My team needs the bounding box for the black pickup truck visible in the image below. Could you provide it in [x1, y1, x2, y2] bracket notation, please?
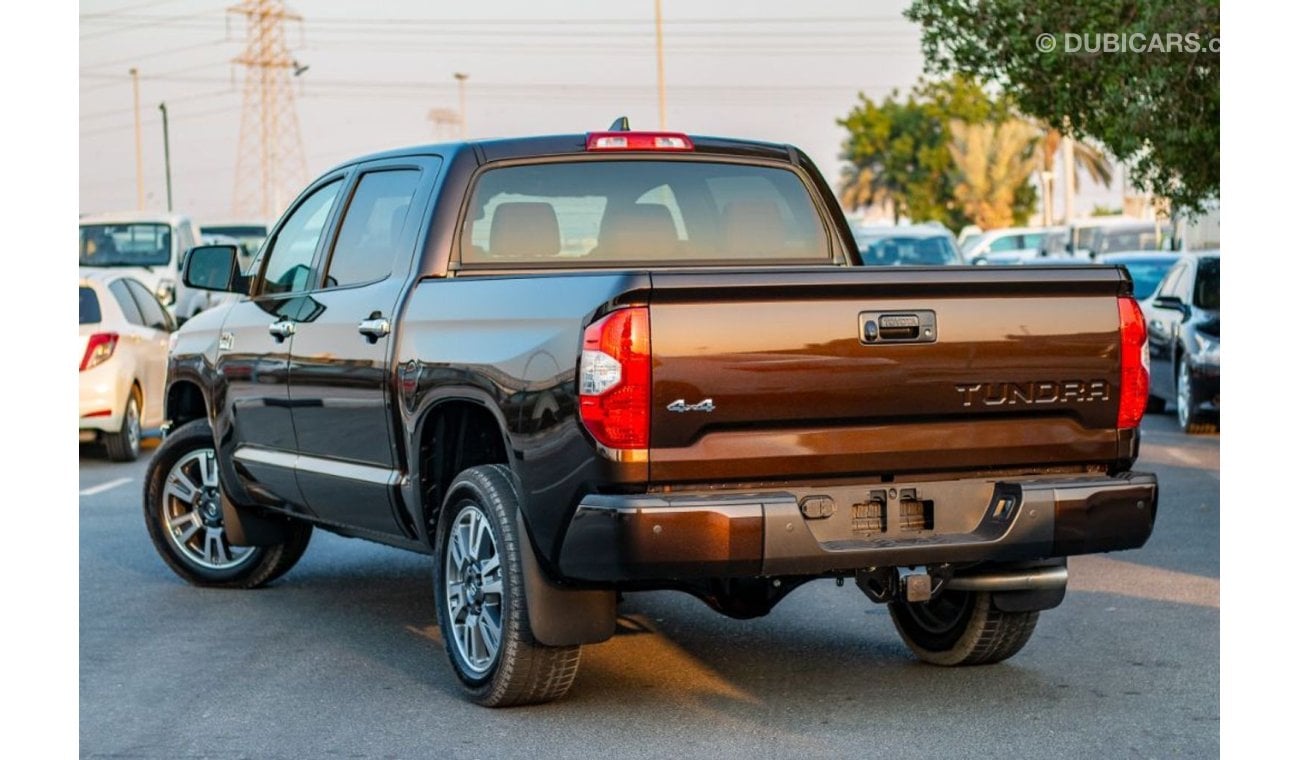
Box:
[147, 126, 1157, 706]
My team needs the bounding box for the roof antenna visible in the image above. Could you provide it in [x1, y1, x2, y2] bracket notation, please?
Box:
[608, 116, 630, 131]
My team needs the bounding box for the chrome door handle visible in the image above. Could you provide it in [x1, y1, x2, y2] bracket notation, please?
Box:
[358, 317, 391, 343]
[268, 320, 296, 341]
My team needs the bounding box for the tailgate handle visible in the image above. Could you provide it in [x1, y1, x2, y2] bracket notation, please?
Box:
[860, 311, 937, 344]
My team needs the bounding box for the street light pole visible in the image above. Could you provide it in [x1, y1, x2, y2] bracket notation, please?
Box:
[654, 0, 666, 129]
[454, 72, 469, 139]
[159, 102, 174, 212]
[130, 68, 144, 210]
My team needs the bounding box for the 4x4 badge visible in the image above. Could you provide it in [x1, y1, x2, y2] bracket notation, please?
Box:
[667, 398, 715, 413]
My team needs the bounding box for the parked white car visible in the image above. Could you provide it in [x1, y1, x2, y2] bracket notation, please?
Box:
[79, 211, 214, 324]
[963, 226, 1052, 265]
[79, 271, 174, 461]
[199, 219, 269, 273]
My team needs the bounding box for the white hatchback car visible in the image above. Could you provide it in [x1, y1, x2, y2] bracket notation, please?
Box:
[79, 271, 174, 461]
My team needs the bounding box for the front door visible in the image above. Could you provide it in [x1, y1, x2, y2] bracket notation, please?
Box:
[216, 175, 347, 512]
[288, 158, 439, 536]
[1146, 260, 1190, 399]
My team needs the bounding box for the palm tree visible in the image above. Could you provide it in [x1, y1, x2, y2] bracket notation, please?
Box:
[838, 164, 897, 221]
[1036, 124, 1114, 223]
[948, 119, 1039, 230]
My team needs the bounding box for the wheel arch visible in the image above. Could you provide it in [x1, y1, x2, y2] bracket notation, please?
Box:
[165, 379, 208, 430]
[412, 394, 514, 548]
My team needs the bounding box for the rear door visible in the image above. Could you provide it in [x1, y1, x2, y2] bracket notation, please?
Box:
[287, 156, 438, 537]
[120, 278, 173, 426]
[216, 174, 347, 511]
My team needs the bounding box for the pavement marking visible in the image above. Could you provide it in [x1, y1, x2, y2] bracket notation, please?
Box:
[79, 477, 133, 497]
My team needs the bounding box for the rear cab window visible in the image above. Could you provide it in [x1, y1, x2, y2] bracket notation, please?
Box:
[459, 160, 830, 266]
[79, 287, 101, 324]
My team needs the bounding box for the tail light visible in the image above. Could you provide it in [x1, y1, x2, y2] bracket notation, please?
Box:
[578, 307, 650, 449]
[80, 332, 119, 372]
[1117, 297, 1149, 429]
[585, 132, 694, 151]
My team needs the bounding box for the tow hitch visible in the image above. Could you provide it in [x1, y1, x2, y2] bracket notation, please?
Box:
[854, 560, 1069, 611]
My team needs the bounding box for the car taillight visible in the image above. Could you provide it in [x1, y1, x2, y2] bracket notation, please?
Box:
[1117, 296, 1149, 429]
[578, 307, 650, 449]
[80, 332, 119, 372]
[585, 132, 694, 151]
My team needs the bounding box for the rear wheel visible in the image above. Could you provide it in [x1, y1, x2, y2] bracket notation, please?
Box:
[433, 465, 581, 707]
[104, 391, 141, 462]
[143, 419, 312, 588]
[1176, 357, 1217, 434]
[888, 590, 1038, 666]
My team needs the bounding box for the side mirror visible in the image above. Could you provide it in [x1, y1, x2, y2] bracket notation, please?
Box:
[182, 245, 247, 293]
[1151, 295, 1188, 314]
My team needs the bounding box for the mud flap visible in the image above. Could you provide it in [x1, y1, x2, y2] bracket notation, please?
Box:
[517, 511, 616, 646]
[220, 490, 292, 546]
[989, 558, 1068, 612]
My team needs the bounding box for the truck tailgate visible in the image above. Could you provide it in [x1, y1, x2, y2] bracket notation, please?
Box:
[647, 266, 1131, 483]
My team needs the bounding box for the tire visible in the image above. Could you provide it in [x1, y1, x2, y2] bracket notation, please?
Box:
[888, 590, 1038, 666]
[143, 419, 312, 588]
[104, 390, 142, 462]
[433, 464, 581, 707]
[1176, 356, 1218, 434]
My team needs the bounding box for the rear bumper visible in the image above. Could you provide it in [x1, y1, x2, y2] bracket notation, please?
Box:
[556, 472, 1157, 582]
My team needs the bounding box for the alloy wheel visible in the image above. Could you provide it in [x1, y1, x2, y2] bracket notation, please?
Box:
[444, 504, 505, 675]
[161, 448, 256, 570]
[125, 398, 141, 456]
[1177, 359, 1192, 429]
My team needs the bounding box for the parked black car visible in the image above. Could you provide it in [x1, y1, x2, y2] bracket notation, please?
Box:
[1144, 251, 1219, 433]
[1095, 252, 1182, 300]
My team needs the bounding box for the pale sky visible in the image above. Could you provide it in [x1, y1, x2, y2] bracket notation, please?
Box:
[79, 0, 1118, 222]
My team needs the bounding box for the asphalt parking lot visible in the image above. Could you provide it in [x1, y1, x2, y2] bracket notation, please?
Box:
[79, 413, 1218, 759]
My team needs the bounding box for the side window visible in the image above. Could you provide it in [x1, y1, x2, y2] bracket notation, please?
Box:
[1177, 262, 1196, 303]
[260, 179, 343, 296]
[988, 235, 1021, 252]
[124, 279, 170, 331]
[324, 169, 421, 289]
[1157, 263, 1187, 300]
[108, 280, 144, 326]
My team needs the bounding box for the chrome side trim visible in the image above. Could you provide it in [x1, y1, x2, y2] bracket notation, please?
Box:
[233, 447, 400, 486]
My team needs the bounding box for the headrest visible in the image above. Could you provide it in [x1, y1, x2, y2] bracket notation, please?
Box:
[597, 204, 679, 260]
[489, 202, 560, 259]
[721, 200, 785, 257]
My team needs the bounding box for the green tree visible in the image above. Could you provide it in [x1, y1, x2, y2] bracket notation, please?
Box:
[904, 1, 1219, 213]
[837, 74, 1038, 230]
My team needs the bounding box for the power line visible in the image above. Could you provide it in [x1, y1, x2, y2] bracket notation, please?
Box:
[79, 39, 231, 73]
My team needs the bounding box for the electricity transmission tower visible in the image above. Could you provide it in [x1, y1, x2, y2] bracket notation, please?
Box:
[230, 0, 308, 218]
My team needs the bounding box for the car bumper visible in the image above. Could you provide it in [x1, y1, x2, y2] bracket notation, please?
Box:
[556, 472, 1157, 582]
[79, 365, 125, 433]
